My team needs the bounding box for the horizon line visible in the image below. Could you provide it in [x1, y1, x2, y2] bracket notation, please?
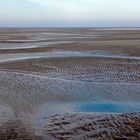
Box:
[0, 26, 140, 28]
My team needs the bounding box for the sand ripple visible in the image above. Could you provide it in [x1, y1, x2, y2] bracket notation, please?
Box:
[0, 57, 140, 83]
[45, 112, 140, 140]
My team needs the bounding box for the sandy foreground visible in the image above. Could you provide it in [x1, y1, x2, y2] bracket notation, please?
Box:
[0, 28, 140, 139]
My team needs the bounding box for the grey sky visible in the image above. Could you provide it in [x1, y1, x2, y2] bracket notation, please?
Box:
[0, 0, 140, 27]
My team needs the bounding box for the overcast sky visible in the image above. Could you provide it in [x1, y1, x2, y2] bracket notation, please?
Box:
[0, 0, 140, 27]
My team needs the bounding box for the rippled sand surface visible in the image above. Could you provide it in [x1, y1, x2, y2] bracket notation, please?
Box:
[0, 28, 140, 139]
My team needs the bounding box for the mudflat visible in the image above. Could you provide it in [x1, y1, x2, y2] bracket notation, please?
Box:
[0, 28, 140, 140]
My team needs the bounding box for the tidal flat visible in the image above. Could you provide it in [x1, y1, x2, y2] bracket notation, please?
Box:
[0, 28, 140, 139]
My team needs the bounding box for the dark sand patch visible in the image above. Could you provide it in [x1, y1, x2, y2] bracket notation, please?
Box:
[0, 120, 36, 140]
[44, 112, 140, 140]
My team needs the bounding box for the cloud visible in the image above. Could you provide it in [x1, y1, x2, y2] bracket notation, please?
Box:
[29, 0, 76, 8]
[27, 0, 100, 21]
[25, 0, 87, 23]
[28, 0, 97, 8]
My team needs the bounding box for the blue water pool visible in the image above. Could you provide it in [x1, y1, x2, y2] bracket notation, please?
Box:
[73, 102, 140, 113]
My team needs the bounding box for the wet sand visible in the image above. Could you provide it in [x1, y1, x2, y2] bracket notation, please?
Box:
[0, 28, 140, 139]
[0, 57, 140, 83]
[45, 112, 140, 140]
